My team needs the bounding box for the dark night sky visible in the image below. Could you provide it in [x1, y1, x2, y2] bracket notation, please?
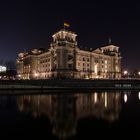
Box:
[0, 0, 140, 71]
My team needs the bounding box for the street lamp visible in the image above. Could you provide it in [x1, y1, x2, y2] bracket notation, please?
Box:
[124, 70, 128, 75]
[18, 74, 21, 80]
[34, 73, 38, 79]
[123, 70, 128, 78]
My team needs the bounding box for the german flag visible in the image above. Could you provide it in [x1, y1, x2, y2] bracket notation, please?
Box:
[64, 22, 70, 28]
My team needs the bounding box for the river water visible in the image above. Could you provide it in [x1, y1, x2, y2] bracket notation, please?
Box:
[0, 90, 140, 139]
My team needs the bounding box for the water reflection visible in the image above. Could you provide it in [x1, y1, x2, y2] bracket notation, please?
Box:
[139, 92, 140, 100]
[17, 91, 122, 139]
[124, 94, 128, 103]
[1, 91, 140, 139]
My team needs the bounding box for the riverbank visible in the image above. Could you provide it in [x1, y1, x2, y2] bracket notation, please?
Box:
[0, 79, 139, 91]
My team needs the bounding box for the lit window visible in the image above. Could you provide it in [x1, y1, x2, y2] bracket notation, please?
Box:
[95, 64, 98, 74]
[105, 60, 107, 64]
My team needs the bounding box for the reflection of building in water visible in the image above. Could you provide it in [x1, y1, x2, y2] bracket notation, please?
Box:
[76, 92, 121, 122]
[18, 95, 52, 119]
[51, 95, 77, 139]
[17, 92, 121, 139]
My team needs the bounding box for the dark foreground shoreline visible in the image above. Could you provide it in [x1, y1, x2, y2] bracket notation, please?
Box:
[0, 79, 139, 93]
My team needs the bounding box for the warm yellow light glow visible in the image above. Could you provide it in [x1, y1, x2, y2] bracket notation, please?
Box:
[94, 93, 97, 103]
[85, 76, 89, 79]
[124, 70, 128, 75]
[105, 92, 107, 108]
[138, 92, 140, 100]
[116, 66, 118, 72]
[34, 73, 38, 78]
[138, 72, 140, 75]
[95, 64, 97, 74]
[124, 94, 127, 103]
[105, 60, 107, 64]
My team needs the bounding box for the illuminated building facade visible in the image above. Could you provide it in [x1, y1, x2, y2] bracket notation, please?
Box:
[16, 28, 121, 79]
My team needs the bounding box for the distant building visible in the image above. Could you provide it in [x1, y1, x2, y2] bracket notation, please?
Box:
[0, 65, 6, 72]
[16, 28, 121, 79]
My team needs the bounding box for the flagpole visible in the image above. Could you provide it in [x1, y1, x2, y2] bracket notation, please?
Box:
[63, 22, 70, 30]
